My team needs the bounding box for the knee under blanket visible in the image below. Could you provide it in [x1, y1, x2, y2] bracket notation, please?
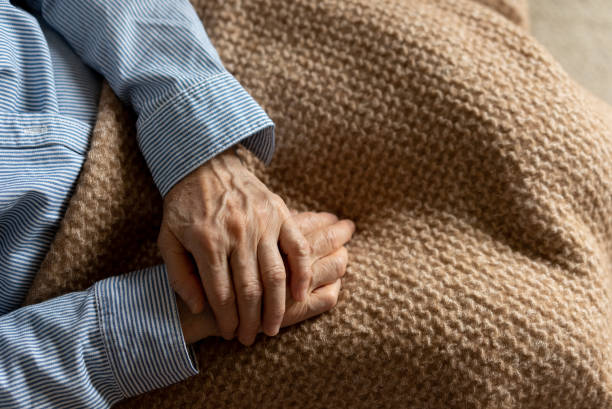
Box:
[24, 0, 612, 407]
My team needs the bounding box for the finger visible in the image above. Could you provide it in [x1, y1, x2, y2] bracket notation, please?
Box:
[291, 212, 338, 236]
[282, 279, 342, 328]
[193, 250, 238, 340]
[231, 243, 262, 346]
[308, 219, 356, 258]
[258, 236, 286, 336]
[158, 226, 205, 314]
[311, 247, 348, 289]
[279, 217, 312, 302]
[176, 297, 218, 344]
[310, 279, 342, 314]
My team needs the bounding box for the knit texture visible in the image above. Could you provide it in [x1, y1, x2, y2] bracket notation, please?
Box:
[24, 0, 612, 407]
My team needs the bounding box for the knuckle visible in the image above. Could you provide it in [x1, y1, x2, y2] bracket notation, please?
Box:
[324, 229, 337, 247]
[214, 288, 236, 309]
[238, 282, 263, 303]
[206, 253, 227, 273]
[231, 252, 251, 272]
[197, 228, 222, 252]
[226, 212, 248, 238]
[262, 265, 286, 286]
[295, 237, 311, 258]
[332, 256, 344, 275]
[301, 212, 317, 226]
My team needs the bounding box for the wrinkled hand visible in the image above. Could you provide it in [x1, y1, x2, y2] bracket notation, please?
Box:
[178, 212, 355, 344]
[158, 148, 311, 345]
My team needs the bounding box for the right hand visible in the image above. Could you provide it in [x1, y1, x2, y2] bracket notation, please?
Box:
[178, 212, 355, 344]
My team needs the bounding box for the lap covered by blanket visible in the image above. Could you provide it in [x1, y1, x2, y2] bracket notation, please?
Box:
[25, 0, 612, 407]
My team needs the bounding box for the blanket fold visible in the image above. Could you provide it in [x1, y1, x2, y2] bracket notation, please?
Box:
[26, 0, 612, 407]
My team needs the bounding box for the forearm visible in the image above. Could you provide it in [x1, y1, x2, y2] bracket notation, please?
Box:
[22, 0, 275, 196]
[22, 0, 224, 114]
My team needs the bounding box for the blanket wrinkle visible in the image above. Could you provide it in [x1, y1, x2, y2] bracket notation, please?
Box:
[25, 0, 612, 407]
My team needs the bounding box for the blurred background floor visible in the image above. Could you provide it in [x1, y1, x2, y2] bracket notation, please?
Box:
[530, 0, 612, 103]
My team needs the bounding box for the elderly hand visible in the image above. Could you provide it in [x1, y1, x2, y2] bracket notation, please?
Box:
[158, 148, 312, 345]
[178, 212, 355, 344]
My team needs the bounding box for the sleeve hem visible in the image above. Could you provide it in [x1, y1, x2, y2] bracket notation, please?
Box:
[94, 266, 199, 398]
[135, 71, 275, 197]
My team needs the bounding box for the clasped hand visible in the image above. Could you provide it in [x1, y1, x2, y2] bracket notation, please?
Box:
[158, 148, 339, 345]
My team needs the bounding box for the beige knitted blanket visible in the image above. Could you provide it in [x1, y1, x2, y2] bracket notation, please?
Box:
[24, 0, 612, 407]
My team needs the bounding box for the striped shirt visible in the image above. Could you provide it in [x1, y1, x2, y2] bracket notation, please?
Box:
[0, 0, 274, 407]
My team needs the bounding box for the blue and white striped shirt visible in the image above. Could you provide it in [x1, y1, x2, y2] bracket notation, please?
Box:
[0, 0, 275, 407]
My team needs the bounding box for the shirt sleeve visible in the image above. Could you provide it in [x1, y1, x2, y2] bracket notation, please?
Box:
[0, 265, 198, 408]
[23, 0, 275, 196]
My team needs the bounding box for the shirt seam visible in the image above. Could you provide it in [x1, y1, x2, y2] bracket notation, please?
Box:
[137, 72, 229, 126]
[0, 112, 92, 132]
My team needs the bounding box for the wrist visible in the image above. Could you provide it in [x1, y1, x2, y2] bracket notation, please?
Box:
[207, 146, 244, 172]
[177, 297, 219, 344]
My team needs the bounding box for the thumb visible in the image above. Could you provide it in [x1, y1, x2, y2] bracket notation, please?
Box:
[158, 225, 206, 314]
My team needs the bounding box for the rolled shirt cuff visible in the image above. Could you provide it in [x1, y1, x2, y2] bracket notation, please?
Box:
[94, 265, 198, 398]
[136, 70, 275, 197]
